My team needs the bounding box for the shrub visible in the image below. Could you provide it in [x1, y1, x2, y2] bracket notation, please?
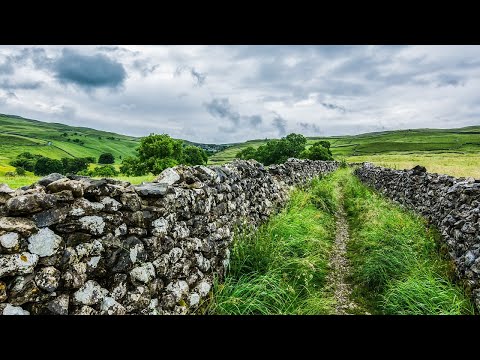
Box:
[62, 157, 89, 174]
[34, 157, 63, 176]
[234, 133, 308, 165]
[15, 167, 26, 176]
[183, 145, 208, 165]
[90, 164, 119, 177]
[300, 141, 334, 161]
[120, 133, 208, 175]
[98, 153, 115, 164]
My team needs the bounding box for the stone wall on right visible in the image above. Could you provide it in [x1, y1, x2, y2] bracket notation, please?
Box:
[355, 163, 480, 308]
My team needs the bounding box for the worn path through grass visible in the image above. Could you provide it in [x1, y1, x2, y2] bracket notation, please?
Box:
[325, 189, 368, 315]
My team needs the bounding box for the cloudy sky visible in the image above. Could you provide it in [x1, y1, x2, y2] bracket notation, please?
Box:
[0, 45, 479, 143]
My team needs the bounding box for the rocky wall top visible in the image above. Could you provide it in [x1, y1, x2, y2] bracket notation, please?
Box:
[0, 159, 338, 315]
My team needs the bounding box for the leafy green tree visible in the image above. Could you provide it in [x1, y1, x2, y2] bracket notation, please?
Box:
[10, 152, 43, 172]
[90, 164, 119, 177]
[318, 140, 331, 150]
[34, 157, 64, 176]
[300, 141, 334, 161]
[98, 153, 115, 164]
[240, 133, 308, 165]
[120, 156, 148, 176]
[62, 157, 89, 174]
[15, 167, 26, 176]
[235, 146, 257, 160]
[183, 145, 208, 165]
[120, 133, 209, 175]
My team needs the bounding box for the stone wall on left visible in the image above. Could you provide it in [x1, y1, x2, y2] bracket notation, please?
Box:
[0, 159, 339, 315]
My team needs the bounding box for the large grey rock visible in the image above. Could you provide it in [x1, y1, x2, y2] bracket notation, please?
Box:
[79, 216, 105, 235]
[130, 262, 156, 284]
[134, 183, 168, 197]
[155, 167, 181, 185]
[152, 217, 169, 236]
[3, 304, 30, 315]
[47, 294, 69, 315]
[9, 275, 41, 305]
[0, 232, 19, 250]
[0, 217, 37, 236]
[119, 193, 142, 211]
[165, 280, 189, 302]
[0, 252, 39, 278]
[37, 173, 65, 187]
[0, 183, 14, 194]
[100, 197, 122, 212]
[33, 207, 68, 227]
[73, 280, 108, 305]
[5, 193, 56, 215]
[100, 296, 126, 315]
[46, 178, 84, 198]
[28, 228, 62, 257]
[0, 183, 14, 205]
[35, 266, 61, 292]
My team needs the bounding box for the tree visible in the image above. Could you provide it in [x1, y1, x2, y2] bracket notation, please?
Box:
[183, 145, 208, 165]
[235, 146, 257, 160]
[10, 152, 43, 172]
[300, 141, 334, 161]
[98, 153, 115, 164]
[90, 164, 119, 177]
[236, 133, 308, 165]
[62, 157, 90, 174]
[34, 157, 64, 176]
[120, 156, 148, 176]
[120, 133, 208, 176]
[15, 167, 26, 176]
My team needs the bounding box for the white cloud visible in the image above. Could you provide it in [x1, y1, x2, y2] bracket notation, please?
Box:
[0, 45, 479, 143]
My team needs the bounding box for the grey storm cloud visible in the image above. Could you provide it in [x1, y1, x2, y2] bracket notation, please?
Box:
[0, 57, 14, 74]
[437, 74, 465, 87]
[133, 59, 159, 76]
[1, 45, 480, 143]
[246, 115, 262, 127]
[272, 115, 287, 136]
[204, 98, 264, 132]
[175, 66, 206, 86]
[204, 98, 240, 125]
[298, 122, 321, 134]
[320, 102, 347, 113]
[53, 49, 126, 89]
[0, 79, 42, 90]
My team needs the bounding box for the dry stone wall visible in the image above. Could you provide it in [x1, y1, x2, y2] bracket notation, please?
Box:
[355, 163, 480, 308]
[0, 159, 338, 315]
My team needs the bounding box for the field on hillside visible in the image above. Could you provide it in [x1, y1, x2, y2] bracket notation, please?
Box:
[209, 126, 480, 178]
[1, 113, 479, 188]
[0, 114, 139, 167]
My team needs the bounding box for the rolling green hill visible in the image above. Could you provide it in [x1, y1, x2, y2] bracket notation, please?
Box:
[209, 126, 480, 162]
[1, 113, 479, 185]
[0, 114, 140, 169]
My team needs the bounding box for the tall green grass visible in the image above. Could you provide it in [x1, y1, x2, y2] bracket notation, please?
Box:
[207, 175, 338, 315]
[341, 168, 474, 315]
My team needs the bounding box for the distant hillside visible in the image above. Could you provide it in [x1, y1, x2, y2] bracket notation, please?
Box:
[208, 126, 480, 164]
[0, 114, 233, 173]
[0, 114, 141, 168]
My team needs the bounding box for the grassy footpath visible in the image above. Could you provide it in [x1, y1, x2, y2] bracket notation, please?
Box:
[206, 175, 339, 314]
[340, 168, 475, 315]
[207, 168, 475, 315]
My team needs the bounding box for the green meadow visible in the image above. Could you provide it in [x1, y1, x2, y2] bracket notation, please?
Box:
[209, 126, 480, 179]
